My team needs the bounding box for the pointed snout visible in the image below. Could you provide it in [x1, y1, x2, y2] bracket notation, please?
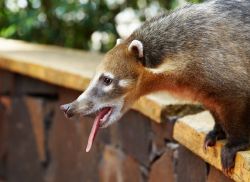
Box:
[60, 90, 95, 119]
[60, 102, 76, 119]
[60, 103, 70, 112]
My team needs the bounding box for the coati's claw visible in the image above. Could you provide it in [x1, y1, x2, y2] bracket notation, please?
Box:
[203, 125, 226, 153]
[221, 141, 249, 175]
[222, 167, 233, 177]
[221, 145, 235, 175]
[205, 136, 216, 147]
[203, 132, 217, 153]
[203, 139, 215, 153]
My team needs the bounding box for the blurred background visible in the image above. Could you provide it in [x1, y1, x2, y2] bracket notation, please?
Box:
[0, 0, 203, 52]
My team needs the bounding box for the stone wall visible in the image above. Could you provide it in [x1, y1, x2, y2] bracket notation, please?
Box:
[0, 69, 233, 182]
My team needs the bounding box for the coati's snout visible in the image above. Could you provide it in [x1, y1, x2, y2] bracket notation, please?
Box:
[60, 103, 74, 118]
[60, 99, 92, 119]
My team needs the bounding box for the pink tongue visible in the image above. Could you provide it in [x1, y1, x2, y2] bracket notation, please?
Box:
[86, 108, 110, 152]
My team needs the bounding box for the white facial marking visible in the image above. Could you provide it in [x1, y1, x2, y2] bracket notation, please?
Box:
[116, 38, 123, 45]
[118, 79, 132, 87]
[77, 72, 101, 102]
[77, 92, 86, 102]
[77, 72, 116, 102]
[103, 84, 113, 92]
[102, 72, 116, 92]
[128, 40, 143, 58]
[103, 72, 114, 79]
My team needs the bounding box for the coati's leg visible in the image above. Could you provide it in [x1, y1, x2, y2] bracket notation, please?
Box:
[204, 111, 226, 150]
[219, 102, 250, 173]
[204, 123, 226, 150]
[221, 138, 249, 174]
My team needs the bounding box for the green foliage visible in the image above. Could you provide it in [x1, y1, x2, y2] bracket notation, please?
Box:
[0, 0, 203, 52]
[187, 0, 204, 3]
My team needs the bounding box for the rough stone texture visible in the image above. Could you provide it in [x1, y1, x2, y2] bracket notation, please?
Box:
[7, 97, 44, 182]
[176, 146, 207, 182]
[117, 110, 153, 167]
[99, 145, 143, 182]
[148, 148, 176, 182]
[207, 166, 234, 182]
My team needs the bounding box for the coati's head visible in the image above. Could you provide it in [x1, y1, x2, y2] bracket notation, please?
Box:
[60, 39, 163, 151]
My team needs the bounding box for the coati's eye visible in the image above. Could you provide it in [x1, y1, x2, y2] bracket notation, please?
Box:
[100, 75, 113, 86]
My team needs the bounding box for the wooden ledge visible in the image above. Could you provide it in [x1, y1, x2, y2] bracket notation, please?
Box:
[0, 38, 196, 123]
[174, 111, 250, 182]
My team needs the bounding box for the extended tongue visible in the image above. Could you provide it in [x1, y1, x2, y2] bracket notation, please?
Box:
[86, 108, 111, 152]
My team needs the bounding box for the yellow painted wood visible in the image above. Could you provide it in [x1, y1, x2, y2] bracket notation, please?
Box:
[174, 111, 250, 182]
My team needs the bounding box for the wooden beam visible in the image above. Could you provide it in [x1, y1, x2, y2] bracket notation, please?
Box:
[173, 111, 250, 182]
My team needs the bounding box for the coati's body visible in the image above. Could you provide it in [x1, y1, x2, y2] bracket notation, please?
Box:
[61, 0, 250, 172]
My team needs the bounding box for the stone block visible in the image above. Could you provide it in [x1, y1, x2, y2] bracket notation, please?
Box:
[207, 166, 234, 182]
[148, 147, 176, 182]
[24, 96, 56, 163]
[7, 97, 44, 182]
[176, 146, 207, 182]
[151, 117, 178, 155]
[99, 145, 143, 182]
[116, 110, 153, 167]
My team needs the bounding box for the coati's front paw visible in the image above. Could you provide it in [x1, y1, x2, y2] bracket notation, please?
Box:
[221, 145, 235, 175]
[203, 130, 225, 152]
[203, 129, 225, 152]
[203, 132, 217, 151]
[221, 141, 250, 175]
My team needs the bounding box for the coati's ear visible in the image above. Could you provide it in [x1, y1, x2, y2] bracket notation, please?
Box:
[116, 38, 123, 46]
[128, 40, 143, 58]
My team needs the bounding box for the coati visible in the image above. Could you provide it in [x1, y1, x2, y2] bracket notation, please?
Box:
[61, 0, 250, 173]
